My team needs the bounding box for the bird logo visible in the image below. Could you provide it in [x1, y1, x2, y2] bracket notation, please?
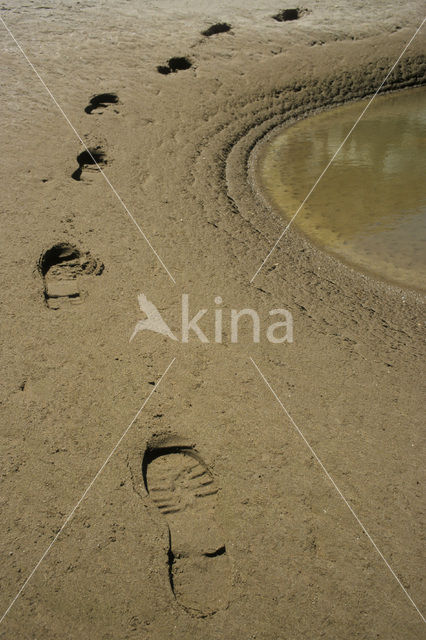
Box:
[130, 294, 177, 342]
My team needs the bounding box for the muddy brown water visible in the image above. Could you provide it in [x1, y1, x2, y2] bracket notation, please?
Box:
[257, 87, 426, 292]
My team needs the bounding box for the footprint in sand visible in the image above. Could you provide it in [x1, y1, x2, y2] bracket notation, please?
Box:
[157, 57, 192, 75]
[272, 8, 310, 22]
[143, 442, 229, 616]
[201, 23, 232, 37]
[71, 146, 106, 181]
[39, 243, 103, 309]
[84, 93, 119, 115]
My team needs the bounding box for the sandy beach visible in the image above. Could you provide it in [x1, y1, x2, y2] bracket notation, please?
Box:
[0, 1, 425, 638]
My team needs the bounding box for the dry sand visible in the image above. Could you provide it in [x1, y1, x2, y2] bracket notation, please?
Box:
[0, 1, 425, 638]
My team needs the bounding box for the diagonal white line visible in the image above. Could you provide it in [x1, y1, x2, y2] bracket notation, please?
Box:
[0, 357, 176, 625]
[0, 15, 176, 285]
[250, 17, 426, 283]
[250, 356, 425, 623]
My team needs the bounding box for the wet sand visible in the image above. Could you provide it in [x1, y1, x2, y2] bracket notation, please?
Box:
[0, 2, 425, 638]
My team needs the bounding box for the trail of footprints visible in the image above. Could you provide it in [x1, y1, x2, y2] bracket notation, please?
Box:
[156, 10, 309, 74]
[71, 93, 119, 181]
[38, 7, 311, 613]
[143, 444, 229, 616]
[43, 7, 310, 301]
[40, 93, 119, 306]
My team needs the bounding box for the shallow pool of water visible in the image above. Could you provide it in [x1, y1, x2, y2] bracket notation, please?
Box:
[257, 87, 426, 292]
